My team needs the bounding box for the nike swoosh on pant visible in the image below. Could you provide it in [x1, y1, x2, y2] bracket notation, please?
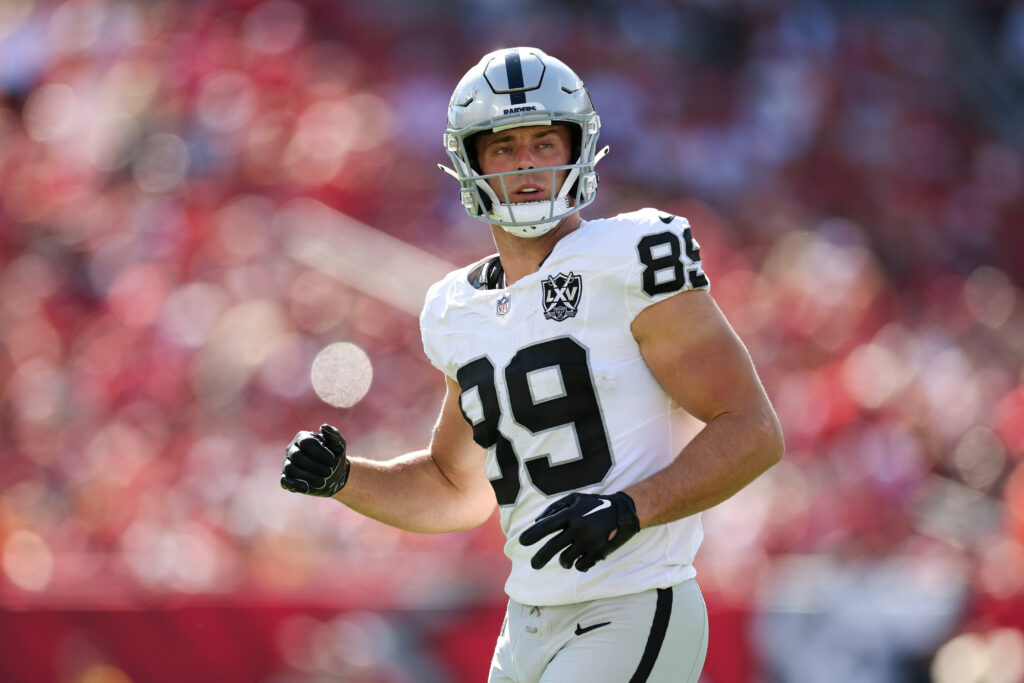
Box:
[575, 621, 611, 636]
[582, 499, 612, 517]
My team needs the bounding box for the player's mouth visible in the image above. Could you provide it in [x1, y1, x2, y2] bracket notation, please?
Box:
[509, 185, 549, 203]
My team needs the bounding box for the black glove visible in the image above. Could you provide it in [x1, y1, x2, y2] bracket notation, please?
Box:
[281, 424, 350, 497]
[519, 491, 640, 572]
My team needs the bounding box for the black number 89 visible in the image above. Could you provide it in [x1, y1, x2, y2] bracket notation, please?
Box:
[456, 337, 613, 505]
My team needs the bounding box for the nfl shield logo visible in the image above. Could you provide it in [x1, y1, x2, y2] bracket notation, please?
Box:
[541, 272, 582, 322]
[496, 294, 511, 316]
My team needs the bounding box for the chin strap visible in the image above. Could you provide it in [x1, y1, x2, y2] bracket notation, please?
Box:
[488, 197, 570, 237]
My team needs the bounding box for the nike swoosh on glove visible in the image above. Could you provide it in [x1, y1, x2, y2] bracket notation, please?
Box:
[519, 491, 640, 572]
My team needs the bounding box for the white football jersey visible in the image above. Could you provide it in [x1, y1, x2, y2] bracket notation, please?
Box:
[420, 208, 711, 606]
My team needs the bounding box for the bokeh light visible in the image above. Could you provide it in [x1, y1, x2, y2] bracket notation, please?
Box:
[932, 629, 1024, 683]
[2, 530, 54, 592]
[311, 342, 373, 408]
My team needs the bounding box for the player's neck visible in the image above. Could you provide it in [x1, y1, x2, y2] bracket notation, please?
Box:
[492, 213, 582, 286]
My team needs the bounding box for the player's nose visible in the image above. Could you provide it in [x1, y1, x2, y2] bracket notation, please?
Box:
[514, 144, 536, 170]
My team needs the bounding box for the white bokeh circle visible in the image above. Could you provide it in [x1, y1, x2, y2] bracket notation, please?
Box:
[311, 342, 373, 408]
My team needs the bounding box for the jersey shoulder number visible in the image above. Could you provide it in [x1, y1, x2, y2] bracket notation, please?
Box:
[635, 213, 709, 297]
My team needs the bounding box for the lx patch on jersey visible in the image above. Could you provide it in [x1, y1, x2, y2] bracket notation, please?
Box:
[542, 272, 582, 322]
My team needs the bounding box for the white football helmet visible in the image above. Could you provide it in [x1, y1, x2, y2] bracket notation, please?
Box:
[440, 47, 609, 238]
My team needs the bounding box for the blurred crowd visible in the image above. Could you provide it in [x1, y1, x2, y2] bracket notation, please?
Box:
[1, 0, 1023, 680]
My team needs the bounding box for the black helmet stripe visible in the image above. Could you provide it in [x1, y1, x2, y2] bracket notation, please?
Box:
[504, 50, 527, 105]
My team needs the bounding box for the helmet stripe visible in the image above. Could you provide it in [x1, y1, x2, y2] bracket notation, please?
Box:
[504, 50, 527, 105]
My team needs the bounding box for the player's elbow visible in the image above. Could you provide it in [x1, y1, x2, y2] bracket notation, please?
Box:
[442, 493, 496, 533]
[755, 406, 785, 470]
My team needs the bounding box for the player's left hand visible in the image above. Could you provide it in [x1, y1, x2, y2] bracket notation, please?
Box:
[519, 491, 640, 572]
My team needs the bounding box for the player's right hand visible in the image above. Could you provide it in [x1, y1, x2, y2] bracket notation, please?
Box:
[281, 424, 350, 497]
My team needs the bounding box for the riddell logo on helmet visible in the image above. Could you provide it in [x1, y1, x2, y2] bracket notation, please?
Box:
[504, 105, 537, 114]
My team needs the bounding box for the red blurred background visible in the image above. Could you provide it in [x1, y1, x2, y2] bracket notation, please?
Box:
[2, 1, 1023, 681]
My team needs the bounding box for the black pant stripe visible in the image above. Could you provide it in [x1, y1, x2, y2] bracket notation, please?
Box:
[629, 587, 674, 683]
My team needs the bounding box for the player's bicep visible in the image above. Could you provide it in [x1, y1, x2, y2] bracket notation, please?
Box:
[428, 375, 496, 517]
[631, 290, 772, 425]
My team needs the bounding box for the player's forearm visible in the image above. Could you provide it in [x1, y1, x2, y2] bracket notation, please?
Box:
[626, 409, 784, 528]
[332, 450, 495, 533]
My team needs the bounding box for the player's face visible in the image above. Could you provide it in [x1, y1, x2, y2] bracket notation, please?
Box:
[474, 124, 573, 204]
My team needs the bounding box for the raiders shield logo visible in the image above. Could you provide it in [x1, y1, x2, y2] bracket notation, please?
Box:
[541, 272, 582, 322]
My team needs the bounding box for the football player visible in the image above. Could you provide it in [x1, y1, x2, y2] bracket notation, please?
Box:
[282, 47, 784, 682]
